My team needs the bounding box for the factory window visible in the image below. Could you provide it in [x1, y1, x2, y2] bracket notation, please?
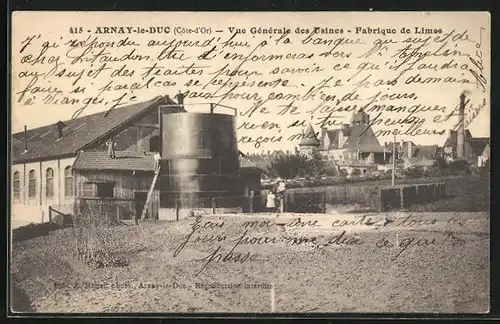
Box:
[46, 168, 54, 198]
[149, 135, 160, 153]
[96, 182, 114, 198]
[28, 170, 36, 198]
[13, 171, 20, 200]
[64, 166, 73, 197]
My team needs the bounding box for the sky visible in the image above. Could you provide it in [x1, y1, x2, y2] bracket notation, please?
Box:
[11, 11, 490, 153]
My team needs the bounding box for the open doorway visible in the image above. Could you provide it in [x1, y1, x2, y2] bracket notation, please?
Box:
[134, 192, 148, 219]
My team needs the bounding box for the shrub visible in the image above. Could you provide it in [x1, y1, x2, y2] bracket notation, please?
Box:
[350, 169, 360, 176]
[67, 200, 127, 269]
[479, 159, 490, 179]
[447, 160, 470, 174]
[268, 152, 324, 179]
[403, 167, 424, 178]
[431, 157, 471, 176]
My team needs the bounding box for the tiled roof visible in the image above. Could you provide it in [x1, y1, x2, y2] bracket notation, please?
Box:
[469, 138, 490, 156]
[443, 129, 473, 148]
[342, 124, 384, 153]
[72, 151, 156, 172]
[319, 110, 383, 153]
[12, 95, 181, 164]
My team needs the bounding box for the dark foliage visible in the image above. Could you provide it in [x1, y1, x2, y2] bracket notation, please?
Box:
[268, 152, 324, 179]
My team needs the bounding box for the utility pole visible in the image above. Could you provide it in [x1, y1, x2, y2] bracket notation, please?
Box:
[392, 133, 396, 186]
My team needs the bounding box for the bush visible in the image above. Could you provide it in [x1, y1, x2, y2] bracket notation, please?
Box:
[447, 160, 470, 174]
[68, 200, 127, 269]
[268, 152, 324, 179]
[430, 157, 471, 176]
[403, 167, 424, 178]
[479, 159, 490, 178]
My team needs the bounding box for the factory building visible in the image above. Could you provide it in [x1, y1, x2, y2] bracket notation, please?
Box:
[442, 93, 490, 166]
[11, 93, 253, 226]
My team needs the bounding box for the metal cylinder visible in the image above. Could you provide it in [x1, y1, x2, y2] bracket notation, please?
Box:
[160, 112, 241, 208]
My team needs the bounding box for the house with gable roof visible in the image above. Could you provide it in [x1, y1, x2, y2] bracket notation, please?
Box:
[315, 109, 389, 175]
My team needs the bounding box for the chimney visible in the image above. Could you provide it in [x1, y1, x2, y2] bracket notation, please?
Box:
[321, 127, 327, 140]
[457, 92, 466, 158]
[407, 141, 412, 158]
[55, 121, 66, 139]
[24, 125, 28, 152]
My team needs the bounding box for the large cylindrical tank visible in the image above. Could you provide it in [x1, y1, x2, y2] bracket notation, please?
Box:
[160, 112, 242, 208]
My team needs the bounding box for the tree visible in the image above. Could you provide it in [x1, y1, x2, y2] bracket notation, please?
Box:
[268, 151, 324, 179]
[479, 158, 490, 179]
[309, 152, 325, 176]
[403, 167, 424, 178]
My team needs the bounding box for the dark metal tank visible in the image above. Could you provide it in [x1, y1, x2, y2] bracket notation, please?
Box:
[159, 112, 242, 208]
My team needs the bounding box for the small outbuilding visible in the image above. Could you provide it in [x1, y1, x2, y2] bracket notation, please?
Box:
[72, 151, 158, 221]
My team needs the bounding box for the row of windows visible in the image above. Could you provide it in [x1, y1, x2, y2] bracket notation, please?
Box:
[12, 166, 73, 200]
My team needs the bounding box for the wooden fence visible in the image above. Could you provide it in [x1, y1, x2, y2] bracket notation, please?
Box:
[377, 182, 446, 212]
[159, 196, 249, 221]
[258, 176, 464, 213]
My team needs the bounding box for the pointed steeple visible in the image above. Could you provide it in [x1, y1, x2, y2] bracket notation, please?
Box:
[299, 122, 320, 147]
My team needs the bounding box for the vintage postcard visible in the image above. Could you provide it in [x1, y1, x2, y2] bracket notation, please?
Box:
[9, 11, 490, 314]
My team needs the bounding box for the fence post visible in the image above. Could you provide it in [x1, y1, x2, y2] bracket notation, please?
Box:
[212, 198, 216, 214]
[400, 187, 404, 210]
[175, 199, 179, 221]
[321, 192, 326, 213]
[249, 190, 254, 213]
[134, 202, 139, 225]
[377, 189, 383, 212]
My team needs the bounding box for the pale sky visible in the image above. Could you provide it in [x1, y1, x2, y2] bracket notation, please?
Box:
[11, 11, 490, 153]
